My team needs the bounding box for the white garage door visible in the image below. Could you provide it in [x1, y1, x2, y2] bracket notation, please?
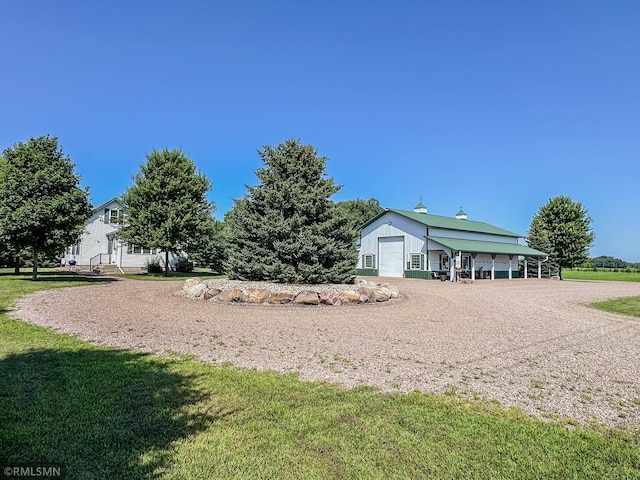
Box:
[378, 236, 404, 277]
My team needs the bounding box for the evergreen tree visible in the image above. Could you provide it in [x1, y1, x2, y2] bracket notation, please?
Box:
[526, 196, 595, 280]
[186, 215, 227, 273]
[0, 135, 92, 280]
[226, 139, 357, 283]
[120, 148, 212, 276]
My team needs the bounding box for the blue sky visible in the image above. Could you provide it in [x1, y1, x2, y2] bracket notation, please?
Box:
[2, 1, 639, 261]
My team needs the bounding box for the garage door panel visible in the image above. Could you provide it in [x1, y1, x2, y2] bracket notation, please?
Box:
[379, 237, 404, 277]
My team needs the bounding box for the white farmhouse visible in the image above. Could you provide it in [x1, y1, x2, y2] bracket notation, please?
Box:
[356, 202, 548, 281]
[64, 198, 178, 272]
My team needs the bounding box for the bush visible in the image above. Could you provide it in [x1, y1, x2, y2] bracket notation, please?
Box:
[145, 259, 163, 273]
[175, 257, 193, 273]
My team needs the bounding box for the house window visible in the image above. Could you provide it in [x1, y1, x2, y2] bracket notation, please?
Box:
[410, 253, 422, 270]
[363, 254, 375, 269]
[109, 209, 120, 225]
[127, 244, 157, 255]
[439, 254, 449, 270]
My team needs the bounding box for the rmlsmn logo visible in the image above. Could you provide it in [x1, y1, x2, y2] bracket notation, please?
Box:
[2, 464, 64, 478]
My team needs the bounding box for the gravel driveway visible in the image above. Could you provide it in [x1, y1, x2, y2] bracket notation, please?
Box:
[13, 277, 640, 428]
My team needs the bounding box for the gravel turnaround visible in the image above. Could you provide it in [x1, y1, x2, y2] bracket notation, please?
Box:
[12, 277, 640, 428]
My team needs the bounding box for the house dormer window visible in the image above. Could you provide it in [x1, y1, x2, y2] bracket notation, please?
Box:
[109, 209, 120, 224]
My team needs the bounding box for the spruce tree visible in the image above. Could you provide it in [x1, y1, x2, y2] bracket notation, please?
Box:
[226, 139, 356, 284]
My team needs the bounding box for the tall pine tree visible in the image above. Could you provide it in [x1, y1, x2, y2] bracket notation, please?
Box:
[226, 139, 356, 284]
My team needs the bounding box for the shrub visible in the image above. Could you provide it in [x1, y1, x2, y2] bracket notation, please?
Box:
[175, 257, 194, 273]
[145, 259, 163, 273]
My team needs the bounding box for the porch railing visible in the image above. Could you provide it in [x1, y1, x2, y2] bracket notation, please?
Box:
[89, 253, 112, 272]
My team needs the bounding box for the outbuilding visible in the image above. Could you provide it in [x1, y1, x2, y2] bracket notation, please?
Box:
[356, 203, 548, 280]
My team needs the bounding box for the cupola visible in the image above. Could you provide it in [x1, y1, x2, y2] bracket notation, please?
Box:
[414, 199, 427, 214]
[455, 208, 467, 220]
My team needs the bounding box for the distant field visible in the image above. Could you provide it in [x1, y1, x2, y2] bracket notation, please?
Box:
[563, 270, 640, 282]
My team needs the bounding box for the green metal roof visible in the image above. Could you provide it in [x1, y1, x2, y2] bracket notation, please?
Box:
[428, 236, 548, 257]
[379, 208, 522, 237]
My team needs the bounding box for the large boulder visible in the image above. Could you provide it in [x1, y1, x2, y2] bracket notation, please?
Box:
[338, 290, 361, 304]
[294, 291, 320, 305]
[203, 288, 221, 301]
[183, 277, 203, 291]
[239, 289, 270, 304]
[267, 292, 295, 304]
[214, 288, 242, 302]
[356, 286, 376, 303]
[371, 285, 391, 302]
[379, 283, 400, 298]
[185, 283, 208, 299]
[319, 291, 341, 305]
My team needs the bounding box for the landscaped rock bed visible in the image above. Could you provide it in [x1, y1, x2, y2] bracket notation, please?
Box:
[179, 277, 400, 305]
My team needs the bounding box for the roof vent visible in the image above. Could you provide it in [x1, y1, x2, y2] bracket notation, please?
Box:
[414, 199, 427, 214]
[455, 208, 467, 220]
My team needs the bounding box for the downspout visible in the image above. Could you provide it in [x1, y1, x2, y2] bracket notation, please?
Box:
[117, 238, 124, 274]
[539, 255, 549, 278]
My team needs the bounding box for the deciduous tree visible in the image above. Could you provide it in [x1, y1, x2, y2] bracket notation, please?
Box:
[0, 135, 92, 280]
[120, 148, 213, 276]
[226, 139, 356, 283]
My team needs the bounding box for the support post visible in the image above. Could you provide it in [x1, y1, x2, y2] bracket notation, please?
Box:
[524, 258, 528, 279]
[538, 259, 542, 279]
[508, 255, 514, 280]
[491, 254, 496, 280]
[471, 253, 476, 281]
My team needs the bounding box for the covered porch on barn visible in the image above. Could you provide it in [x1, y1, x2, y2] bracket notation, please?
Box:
[427, 236, 548, 281]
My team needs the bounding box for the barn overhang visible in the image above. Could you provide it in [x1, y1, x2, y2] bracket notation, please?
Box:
[427, 236, 547, 258]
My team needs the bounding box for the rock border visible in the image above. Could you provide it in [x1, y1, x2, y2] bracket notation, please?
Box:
[179, 278, 400, 305]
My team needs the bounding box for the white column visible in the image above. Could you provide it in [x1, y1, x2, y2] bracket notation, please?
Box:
[471, 256, 476, 281]
[508, 255, 513, 280]
[538, 259, 542, 279]
[491, 257, 495, 280]
[524, 259, 528, 279]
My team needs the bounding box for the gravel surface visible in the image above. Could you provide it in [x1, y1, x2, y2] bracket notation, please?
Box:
[12, 277, 640, 428]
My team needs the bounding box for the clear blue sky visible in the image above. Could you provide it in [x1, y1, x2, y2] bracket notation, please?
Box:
[2, 1, 639, 261]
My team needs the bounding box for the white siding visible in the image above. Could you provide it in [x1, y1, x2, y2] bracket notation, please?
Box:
[428, 227, 518, 244]
[65, 200, 120, 265]
[359, 212, 426, 271]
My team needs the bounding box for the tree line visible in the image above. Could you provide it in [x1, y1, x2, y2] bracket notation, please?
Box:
[0, 136, 382, 281]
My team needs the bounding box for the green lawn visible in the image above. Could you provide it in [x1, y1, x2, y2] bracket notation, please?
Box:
[1, 272, 639, 479]
[563, 269, 640, 282]
[591, 296, 640, 318]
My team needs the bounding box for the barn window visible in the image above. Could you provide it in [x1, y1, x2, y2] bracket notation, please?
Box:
[410, 253, 423, 270]
[363, 254, 375, 269]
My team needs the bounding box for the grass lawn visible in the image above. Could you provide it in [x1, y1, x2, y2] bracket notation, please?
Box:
[591, 296, 640, 318]
[1, 272, 639, 479]
[563, 270, 640, 282]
